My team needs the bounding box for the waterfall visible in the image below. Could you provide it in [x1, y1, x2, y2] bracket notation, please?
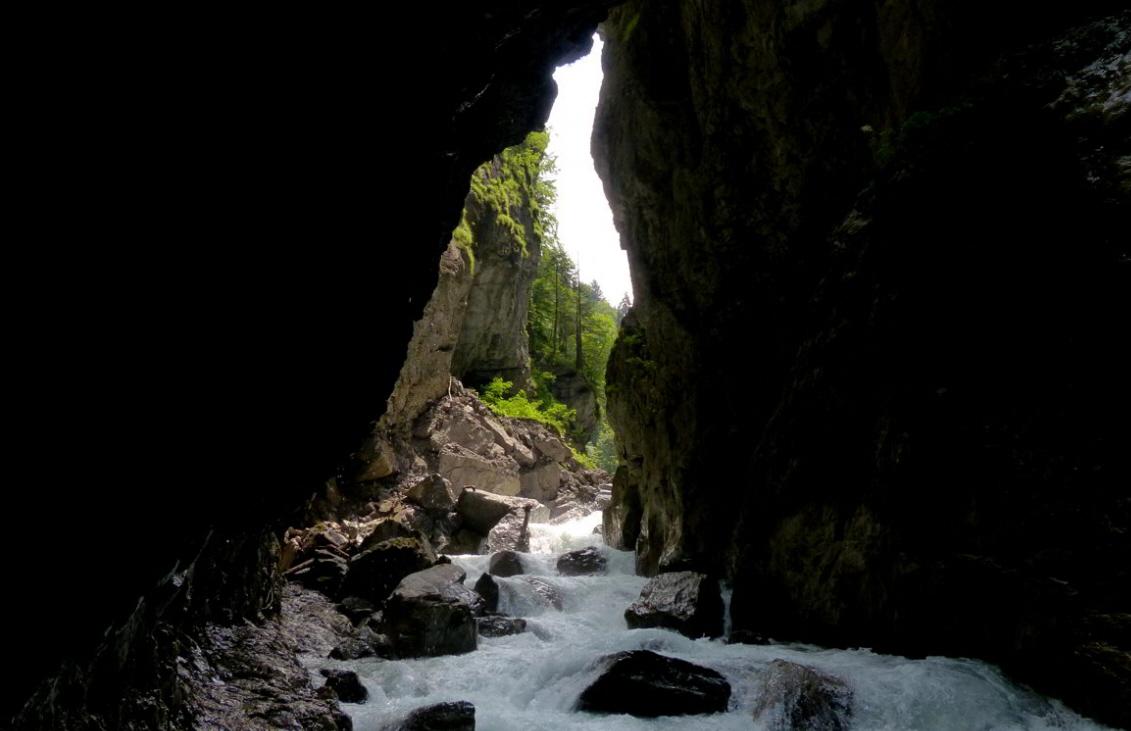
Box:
[305, 513, 1115, 731]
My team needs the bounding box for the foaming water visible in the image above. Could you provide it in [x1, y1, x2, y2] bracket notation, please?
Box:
[306, 514, 1114, 731]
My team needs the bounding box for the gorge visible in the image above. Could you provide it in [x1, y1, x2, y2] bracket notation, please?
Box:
[8, 2, 1128, 730]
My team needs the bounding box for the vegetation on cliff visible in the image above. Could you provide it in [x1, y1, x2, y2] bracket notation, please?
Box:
[453, 130, 623, 474]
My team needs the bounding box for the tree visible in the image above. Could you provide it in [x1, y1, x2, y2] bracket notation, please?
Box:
[616, 293, 632, 325]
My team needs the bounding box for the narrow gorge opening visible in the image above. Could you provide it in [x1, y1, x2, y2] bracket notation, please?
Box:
[10, 4, 1128, 731]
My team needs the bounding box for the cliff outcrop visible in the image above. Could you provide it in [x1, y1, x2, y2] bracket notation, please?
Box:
[597, 3, 1128, 726]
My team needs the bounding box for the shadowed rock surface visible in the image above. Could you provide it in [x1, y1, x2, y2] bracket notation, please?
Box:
[577, 650, 731, 717]
[624, 571, 724, 640]
[379, 565, 481, 659]
[596, 4, 1129, 726]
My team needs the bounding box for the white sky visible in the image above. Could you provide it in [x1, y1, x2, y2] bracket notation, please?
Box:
[545, 35, 632, 307]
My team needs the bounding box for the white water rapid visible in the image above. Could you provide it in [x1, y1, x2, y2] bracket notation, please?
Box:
[309, 513, 1115, 731]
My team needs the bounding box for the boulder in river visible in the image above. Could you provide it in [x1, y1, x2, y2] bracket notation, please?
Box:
[320, 668, 367, 704]
[577, 650, 731, 716]
[477, 615, 528, 638]
[557, 546, 607, 576]
[456, 489, 546, 534]
[379, 564, 479, 658]
[379, 700, 475, 731]
[751, 660, 853, 731]
[624, 571, 724, 639]
[473, 572, 499, 613]
[488, 550, 525, 577]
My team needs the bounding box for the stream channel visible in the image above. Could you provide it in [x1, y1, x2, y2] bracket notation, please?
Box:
[303, 512, 1114, 731]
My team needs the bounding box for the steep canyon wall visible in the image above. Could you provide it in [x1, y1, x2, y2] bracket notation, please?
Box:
[597, 2, 1129, 726]
[9, 4, 616, 727]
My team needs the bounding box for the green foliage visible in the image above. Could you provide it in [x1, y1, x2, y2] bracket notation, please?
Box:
[456, 131, 557, 264]
[586, 418, 618, 474]
[570, 445, 597, 470]
[478, 377, 576, 438]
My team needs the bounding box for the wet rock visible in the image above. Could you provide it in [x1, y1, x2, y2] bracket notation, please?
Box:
[380, 565, 479, 658]
[474, 573, 499, 613]
[337, 596, 378, 625]
[341, 538, 437, 605]
[577, 650, 730, 716]
[477, 615, 528, 638]
[557, 546, 607, 576]
[751, 660, 853, 731]
[381, 700, 475, 731]
[488, 550, 525, 577]
[329, 625, 390, 660]
[624, 571, 724, 639]
[320, 669, 367, 704]
[407, 474, 457, 514]
[283, 584, 355, 657]
[189, 621, 354, 731]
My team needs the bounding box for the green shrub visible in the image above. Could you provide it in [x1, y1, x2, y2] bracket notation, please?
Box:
[478, 377, 576, 437]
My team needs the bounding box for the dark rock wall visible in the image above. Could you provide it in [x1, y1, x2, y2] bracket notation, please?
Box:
[597, 2, 1128, 726]
[8, 3, 616, 727]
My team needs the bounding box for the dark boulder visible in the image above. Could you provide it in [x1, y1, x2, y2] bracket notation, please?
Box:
[379, 565, 479, 658]
[751, 660, 853, 731]
[577, 650, 731, 716]
[380, 701, 475, 731]
[320, 669, 367, 704]
[624, 571, 724, 639]
[557, 546, 607, 576]
[473, 572, 499, 613]
[488, 550, 525, 577]
[477, 615, 528, 638]
[342, 538, 437, 605]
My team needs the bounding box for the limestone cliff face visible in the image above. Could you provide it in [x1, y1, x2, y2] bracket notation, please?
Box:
[371, 146, 545, 463]
[450, 158, 542, 392]
[597, 2, 1129, 726]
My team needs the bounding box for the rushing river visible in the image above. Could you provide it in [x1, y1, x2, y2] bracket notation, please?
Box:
[306, 513, 1114, 731]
